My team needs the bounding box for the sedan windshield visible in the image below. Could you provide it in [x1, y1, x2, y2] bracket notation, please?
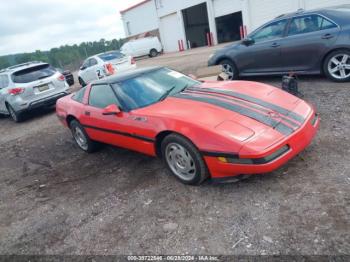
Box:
[112, 68, 200, 111]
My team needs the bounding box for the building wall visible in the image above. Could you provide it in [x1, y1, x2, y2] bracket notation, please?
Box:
[121, 1, 158, 37]
[121, 0, 350, 52]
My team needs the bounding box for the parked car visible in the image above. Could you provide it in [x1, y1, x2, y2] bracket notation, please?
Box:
[0, 61, 70, 122]
[78, 51, 136, 87]
[121, 37, 163, 58]
[56, 66, 319, 185]
[57, 68, 74, 86]
[208, 5, 350, 82]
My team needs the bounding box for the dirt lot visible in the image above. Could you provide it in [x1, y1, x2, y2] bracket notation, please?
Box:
[0, 49, 349, 255]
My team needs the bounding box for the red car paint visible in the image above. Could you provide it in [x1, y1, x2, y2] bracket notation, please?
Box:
[56, 80, 319, 179]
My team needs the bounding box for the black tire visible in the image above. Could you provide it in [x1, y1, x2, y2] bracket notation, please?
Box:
[219, 59, 239, 80]
[6, 104, 24, 123]
[69, 120, 99, 153]
[323, 49, 350, 82]
[78, 77, 86, 87]
[161, 133, 209, 185]
[149, 49, 158, 58]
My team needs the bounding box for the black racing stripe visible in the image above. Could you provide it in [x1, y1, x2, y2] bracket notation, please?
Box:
[83, 124, 155, 143]
[185, 90, 300, 129]
[174, 93, 294, 136]
[188, 87, 305, 124]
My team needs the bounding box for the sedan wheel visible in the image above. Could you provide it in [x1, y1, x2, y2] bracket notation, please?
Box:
[324, 50, 350, 82]
[161, 134, 208, 185]
[165, 143, 196, 181]
[73, 126, 89, 151]
[220, 59, 238, 80]
[70, 120, 99, 153]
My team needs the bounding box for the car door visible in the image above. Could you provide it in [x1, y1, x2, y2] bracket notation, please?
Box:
[80, 84, 153, 155]
[236, 19, 288, 74]
[85, 58, 100, 82]
[280, 14, 340, 72]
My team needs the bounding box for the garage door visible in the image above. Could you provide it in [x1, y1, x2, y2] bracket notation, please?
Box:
[213, 0, 242, 17]
[304, 0, 350, 9]
[249, 0, 298, 31]
[159, 13, 184, 52]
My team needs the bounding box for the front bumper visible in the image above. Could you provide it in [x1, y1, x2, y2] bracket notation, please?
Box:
[205, 113, 320, 179]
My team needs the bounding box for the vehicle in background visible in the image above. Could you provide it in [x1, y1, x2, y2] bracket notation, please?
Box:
[57, 68, 74, 86]
[0, 61, 70, 122]
[78, 51, 136, 87]
[121, 37, 163, 58]
[56, 67, 319, 185]
[208, 5, 350, 82]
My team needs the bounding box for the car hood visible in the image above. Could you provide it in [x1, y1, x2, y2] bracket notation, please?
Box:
[136, 81, 312, 143]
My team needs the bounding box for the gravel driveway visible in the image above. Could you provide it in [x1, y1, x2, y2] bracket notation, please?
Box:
[0, 74, 349, 255]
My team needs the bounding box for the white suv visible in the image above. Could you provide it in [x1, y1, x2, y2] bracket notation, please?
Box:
[78, 51, 136, 86]
[0, 61, 70, 122]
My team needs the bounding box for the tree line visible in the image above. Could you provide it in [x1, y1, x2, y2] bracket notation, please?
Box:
[0, 38, 125, 71]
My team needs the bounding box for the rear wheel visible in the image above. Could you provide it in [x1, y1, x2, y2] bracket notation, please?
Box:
[161, 134, 209, 185]
[220, 59, 238, 80]
[70, 120, 99, 153]
[149, 49, 158, 58]
[6, 104, 23, 123]
[78, 77, 86, 87]
[324, 50, 350, 82]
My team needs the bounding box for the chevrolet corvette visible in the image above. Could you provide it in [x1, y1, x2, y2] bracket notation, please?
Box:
[56, 67, 319, 185]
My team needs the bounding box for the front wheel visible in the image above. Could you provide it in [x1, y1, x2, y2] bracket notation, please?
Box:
[220, 59, 238, 80]
[324, 50, 350, 82]
[161, 134, 209, 185]
[70, 120, 99, 153]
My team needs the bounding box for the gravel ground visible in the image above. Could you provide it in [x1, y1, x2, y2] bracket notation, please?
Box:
[0, 72, 349, 255]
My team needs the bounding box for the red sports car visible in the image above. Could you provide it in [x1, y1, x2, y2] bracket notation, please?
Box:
[56, 67, 319, 185]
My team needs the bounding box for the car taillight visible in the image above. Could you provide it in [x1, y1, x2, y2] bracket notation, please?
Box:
[104, 63, 115, 75]
[8, 88, 25, 95]
[131, 57, 136, 65]
[57, 74, 65, 81]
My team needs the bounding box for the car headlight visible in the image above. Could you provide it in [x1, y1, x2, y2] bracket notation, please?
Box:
[218, 145, 290, 164]
[209, 54, 214, 59]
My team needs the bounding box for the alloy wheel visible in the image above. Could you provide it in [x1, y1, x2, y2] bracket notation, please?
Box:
[222, 63, 234, 80]
[165, 142, 196, 181]
[327, 54, 350, 80]
[73, 126, 88, 150]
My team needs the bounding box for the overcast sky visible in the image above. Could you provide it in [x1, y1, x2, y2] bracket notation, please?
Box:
[0, 0, 142, 56]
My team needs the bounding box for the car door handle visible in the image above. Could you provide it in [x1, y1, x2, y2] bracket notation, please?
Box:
[85, 111, 90, 116]
[322, 33, 334, 39]
[271, 43, 280, 48]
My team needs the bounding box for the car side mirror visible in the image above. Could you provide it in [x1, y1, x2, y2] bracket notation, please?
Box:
[80, 66, 86, 71]
[102, 104, 121, 116]
[242, 38, 255, 46]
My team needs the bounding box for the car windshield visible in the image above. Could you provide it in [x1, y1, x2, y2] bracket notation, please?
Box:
[112, 68, 200, 111]
[12, 64, 56, 83]
[98, 51, 124, 61]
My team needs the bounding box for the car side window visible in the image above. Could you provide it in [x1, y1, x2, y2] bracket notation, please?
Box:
[88, 84, 119, 109]
[287, 14, 337, 36]
[82, 60, 89, 68]
[89, 58, 98, 67]
[0, 76, 4, 89]
[250, 19, 287, 43]
[72, 87, 86, 103]
[3, 75, 9, 88]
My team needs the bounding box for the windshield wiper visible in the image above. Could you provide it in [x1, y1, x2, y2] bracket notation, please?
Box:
[158, 85, 176, 101]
